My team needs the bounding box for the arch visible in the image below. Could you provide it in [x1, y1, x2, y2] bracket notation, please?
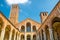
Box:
[33, 25, 36, 32]
[21, 34, 25, 40]
[45, 25, 50, 40]
[52, 17, 60, 24]
[52, 17, 60, 40]
[27, 35, 31, 40]
[26, 22, 31, 32]
[4, 25, 11, 40]
[33, 35, 36, 40]
[21, 25, 25, 32]
[11, 29, 15, 40]
[0, 17, 3, 36]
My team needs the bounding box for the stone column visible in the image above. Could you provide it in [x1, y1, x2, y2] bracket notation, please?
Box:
[14, 31, 16, 40]
[25, 34, 26, 40]
[31, 25, 32, 32]
[18, 34, 20, 40]
[31, 34, 33, 40]
[43, 30, 46, 40]
[40, 30, 43, 40]
[17, 34, 18, 40]
[39, 32, 41, 40]
[37, 34, 40, 40]
[1, 29, 5, 40]
[25, 25, 26, 40]
[9, 29, 12, 40]
[19, 35, 20, 40]
[49, 28, 54, 40]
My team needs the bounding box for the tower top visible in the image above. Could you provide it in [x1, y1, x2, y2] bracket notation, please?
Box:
[11, 4, 19, 8]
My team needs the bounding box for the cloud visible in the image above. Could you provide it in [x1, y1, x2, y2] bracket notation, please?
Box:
[6, 0, 31, 5]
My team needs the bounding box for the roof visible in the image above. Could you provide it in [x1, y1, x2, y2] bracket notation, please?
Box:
[18, 18, 41, 25]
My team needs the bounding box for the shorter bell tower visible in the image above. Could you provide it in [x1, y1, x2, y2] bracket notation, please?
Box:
[40, 12, 48, 23]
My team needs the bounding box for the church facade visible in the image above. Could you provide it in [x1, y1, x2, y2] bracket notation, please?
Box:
[0, 1, 60, 40]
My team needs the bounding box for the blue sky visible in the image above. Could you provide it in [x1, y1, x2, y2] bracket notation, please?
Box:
[0, 0, 59, 23]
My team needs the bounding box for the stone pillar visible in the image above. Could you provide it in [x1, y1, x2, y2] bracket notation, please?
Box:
[25, 23, 26, 40]
[19, 34, 20, 40]
[37, 34, 40, 40]
[25, 23, 26, 32]
[43, 30, 46, 40]
[31, 25, 32, 32]
[1, 29, 5, 40]
[39, 32, 41, 40]
[9, 29, 12, 40]
[49, 28, 54, 40]
[14, 31, 16, 40]
[17, 33, 18, 40]
[40, 30, 43, 40]
[25, 34, 26, 40]
[31, 34, 33, 40]
[17, 34, 18, 40]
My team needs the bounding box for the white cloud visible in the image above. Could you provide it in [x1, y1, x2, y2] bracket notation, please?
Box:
[6, 0, 31, 5]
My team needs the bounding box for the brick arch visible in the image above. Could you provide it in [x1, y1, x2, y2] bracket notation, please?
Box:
[51, 17, 60, 24]
[27, 34, 31, 40]
[52, 17, 60, 40]
[4, 25, 11, 40]
[21, 34, 25, 40]
[33, 34, 36, 40]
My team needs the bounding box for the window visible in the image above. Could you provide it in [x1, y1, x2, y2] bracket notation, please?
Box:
[26, 22, 31, 32]
[21, 26, 25, 32]
[33, 26, 36, 32]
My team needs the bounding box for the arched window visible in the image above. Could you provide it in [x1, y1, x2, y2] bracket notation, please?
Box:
[33, 26, 36, 32]
[26, 22, 31, 32]
[0, 17, 3, 36]
[33, 35, 36, 40]
[27, 35, 31, 40]
[52, 17, 60, 40]
[11, 29, 15, 40]
[4, 25, 11, 40]
[21, 25, 25, 32]
[21, 35, 25, 40]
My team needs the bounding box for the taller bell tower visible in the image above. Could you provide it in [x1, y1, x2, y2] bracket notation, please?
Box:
[10, 4, 19, 25]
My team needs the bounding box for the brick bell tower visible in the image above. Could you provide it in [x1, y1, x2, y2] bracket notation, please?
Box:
[40, 12, 48, 23]
[10, 4, 19, 25]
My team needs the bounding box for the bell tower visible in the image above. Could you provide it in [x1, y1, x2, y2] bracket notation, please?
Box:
[40, 12, 48, 23]
[10, 4, 19, 25]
